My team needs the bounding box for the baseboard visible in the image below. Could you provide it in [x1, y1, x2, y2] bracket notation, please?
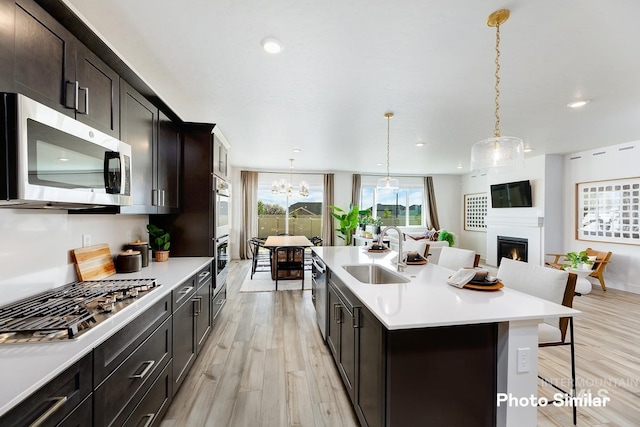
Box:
[598, 278, 640, 294]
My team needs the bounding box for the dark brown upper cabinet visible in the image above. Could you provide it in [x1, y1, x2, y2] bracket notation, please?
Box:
[13, 0, 120, 137]
[120, 79, 180, 214]
[157, 110, 181, 213]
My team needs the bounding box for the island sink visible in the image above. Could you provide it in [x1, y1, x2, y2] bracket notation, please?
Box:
[342, 264, 410, 284]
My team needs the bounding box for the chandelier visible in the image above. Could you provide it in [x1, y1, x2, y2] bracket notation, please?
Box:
[377, 112, 399, 190]
[271, 158, 309, 197]
[470, 9, 524, 172]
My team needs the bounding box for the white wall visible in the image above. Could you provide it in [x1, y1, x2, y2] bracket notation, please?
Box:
[0, 209, 148, 304]
[459, 155, 548, 261]
[563, 141, 640, 293]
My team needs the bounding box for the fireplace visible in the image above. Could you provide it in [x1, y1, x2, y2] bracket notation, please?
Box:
[497, 236, 528, 266]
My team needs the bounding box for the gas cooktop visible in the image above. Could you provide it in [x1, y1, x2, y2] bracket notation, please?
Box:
[0, 278, 159, 344]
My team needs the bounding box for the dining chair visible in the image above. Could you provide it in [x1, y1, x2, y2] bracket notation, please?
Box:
[437, 246, 477, 270]
[274, 246, 305, 290]
[497, 257, 578, 425]
[249, 237, 271, 279]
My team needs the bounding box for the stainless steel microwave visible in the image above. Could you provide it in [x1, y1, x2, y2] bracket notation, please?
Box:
[0, 93, 132, 209]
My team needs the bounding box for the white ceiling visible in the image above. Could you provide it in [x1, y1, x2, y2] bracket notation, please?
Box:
[63, 0, 640, 175]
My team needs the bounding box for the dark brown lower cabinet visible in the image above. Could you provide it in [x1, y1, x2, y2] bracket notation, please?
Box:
[327, 280, 356, 401]
[94, 316, 172, 426]
[122, 359, 172, 427]
[325, 269, 498, 427]
[0, 352, 92, 427]
[355, 304, 384, 427]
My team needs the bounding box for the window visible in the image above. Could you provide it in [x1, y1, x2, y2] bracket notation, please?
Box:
[360, 176, 425, 227]
[257, 172, 324, 238]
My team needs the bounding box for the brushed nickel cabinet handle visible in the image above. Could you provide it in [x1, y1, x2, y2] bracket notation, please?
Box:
[353, 307, 361, 328]
[333, 303, 342, 324]
[138, 413, 155, 427]
[30, 396, 68, 427]
[193, 296, 202, 315]
[179, 286, 194, 295]
[130, 360, 155, 379]
[79, 86, 89, 114]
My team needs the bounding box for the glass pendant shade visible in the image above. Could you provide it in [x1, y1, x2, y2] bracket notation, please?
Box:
[470, 136, 524, 171]
[376, 176, 400, 191]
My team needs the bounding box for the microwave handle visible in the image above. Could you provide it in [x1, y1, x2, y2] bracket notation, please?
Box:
[104, 151, 122, 194]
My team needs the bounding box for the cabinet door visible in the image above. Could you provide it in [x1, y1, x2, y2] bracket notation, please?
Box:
[340, 304, 356, 401]
[326, 285, 341, 362]
[195, 282, 211, 354]
[120, 79, 157, 213]
[355, 306, 385, 427]
[157, 111, 181, 212]
[14, 0, 76, 116]
[75, 46, 119, 137]
[212, 134, 228, 179]
[172, 294, 197, 394]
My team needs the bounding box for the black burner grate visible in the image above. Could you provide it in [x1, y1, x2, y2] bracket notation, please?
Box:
[0, 279, 157, 342]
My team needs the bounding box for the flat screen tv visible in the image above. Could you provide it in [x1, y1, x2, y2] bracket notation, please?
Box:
[490, 180, 532, 208]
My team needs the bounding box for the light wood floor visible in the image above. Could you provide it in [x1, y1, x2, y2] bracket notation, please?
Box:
[160, 260, 358, 427]
[161, 260, 640, 426]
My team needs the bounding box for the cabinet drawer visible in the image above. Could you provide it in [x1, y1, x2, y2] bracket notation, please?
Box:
[57, 394, 92, 427]
[94, 294, 171, 386]
[0, 352, 92, 427]
[94, 316, 172, 427]
[173, 276, 197, 308]
[212, 283, 226, 322]
[123, 359, 172, 427]
[197, 263, 213, 287]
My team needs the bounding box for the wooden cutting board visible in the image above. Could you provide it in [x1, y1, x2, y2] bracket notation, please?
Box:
[71, 243, 116, 281]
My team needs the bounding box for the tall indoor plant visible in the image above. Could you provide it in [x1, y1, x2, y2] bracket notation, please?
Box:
[329, 204, 369, 243]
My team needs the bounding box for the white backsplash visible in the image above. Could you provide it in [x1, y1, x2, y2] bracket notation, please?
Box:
[0, 209, 148, 304]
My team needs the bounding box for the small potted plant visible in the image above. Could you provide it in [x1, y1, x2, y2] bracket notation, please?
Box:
[438, 229, 456, 247]
[564, 250, 593, 270]
[147, 224, 170, 262]
[371, 217, 383, 236]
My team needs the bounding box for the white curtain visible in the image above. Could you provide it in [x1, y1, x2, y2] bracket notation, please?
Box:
[240, 170, 259, 259]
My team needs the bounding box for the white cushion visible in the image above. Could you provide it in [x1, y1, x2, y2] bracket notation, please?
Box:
[402, 239, 428, 257]
[497, 258, 569, 330]
[437, 247, 476, 270]
[538, 323, 562, 344]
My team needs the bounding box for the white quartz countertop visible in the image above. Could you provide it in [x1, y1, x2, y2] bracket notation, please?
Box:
[313, 246, 580, 330]
[0, 257, 213, 417]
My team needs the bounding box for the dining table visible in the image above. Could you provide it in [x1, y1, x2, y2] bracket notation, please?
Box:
[263, 235, 313, 280]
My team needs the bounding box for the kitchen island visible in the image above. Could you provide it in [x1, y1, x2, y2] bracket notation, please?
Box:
[0, 257, 214, 424]
[312, 246, 579, 427]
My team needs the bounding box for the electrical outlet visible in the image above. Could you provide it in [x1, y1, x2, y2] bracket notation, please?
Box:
[517, 347, 530, 373]
[82, 234, 92, 248]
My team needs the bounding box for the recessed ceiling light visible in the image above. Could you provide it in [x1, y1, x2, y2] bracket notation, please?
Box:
[376, 162, 383, 166]
[524, 148, 533, 153]
[58, 157, 69, 162]
[261, 37, 283, 54]
[456, 164, 463, 169]
[293, 148, 302, 153]
[567, 100, 590, 108]
[415, 142, 425, 147]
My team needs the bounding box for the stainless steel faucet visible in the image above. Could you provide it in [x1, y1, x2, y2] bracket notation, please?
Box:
[378, 226, 407, 271]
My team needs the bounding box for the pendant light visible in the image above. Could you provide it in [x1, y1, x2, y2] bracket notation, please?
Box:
[377, 112, 399, 190]
[271, 158, 309, 197]
[470, 9, 524, 172]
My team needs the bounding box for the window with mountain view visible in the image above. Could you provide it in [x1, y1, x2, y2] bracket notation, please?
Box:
[256, 173, 324, 238]
[360, 176, 424, 227]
